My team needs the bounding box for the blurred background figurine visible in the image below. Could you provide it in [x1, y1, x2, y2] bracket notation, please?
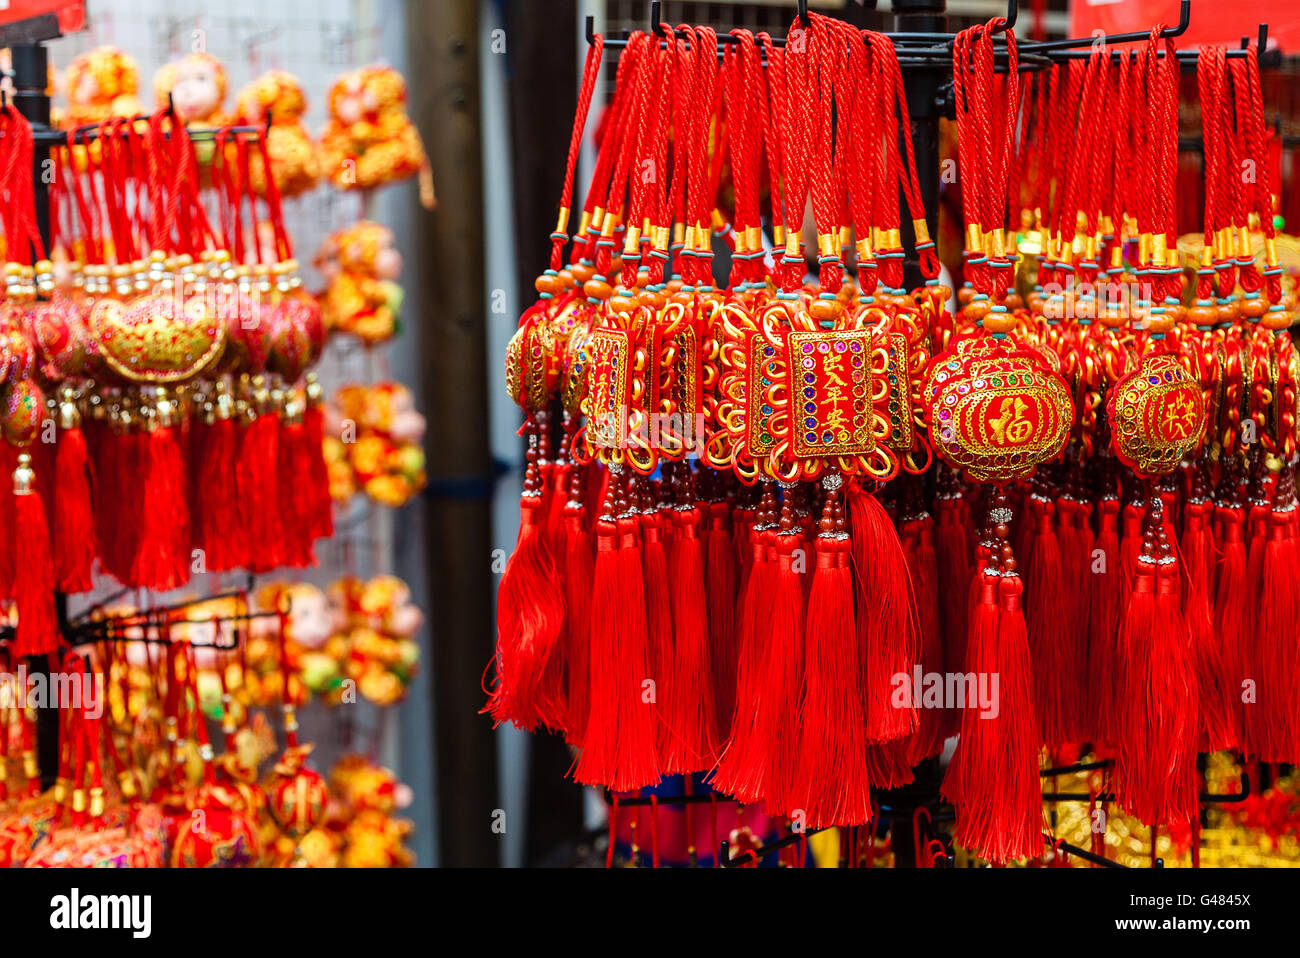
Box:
[318, 65, 435, 209]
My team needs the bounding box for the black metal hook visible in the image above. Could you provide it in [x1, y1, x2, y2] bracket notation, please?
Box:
[1022, 0, 1189, 53]
[993, 0, 1018, 35]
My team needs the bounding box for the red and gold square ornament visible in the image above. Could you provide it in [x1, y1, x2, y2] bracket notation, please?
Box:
[732, 297, 897, 484]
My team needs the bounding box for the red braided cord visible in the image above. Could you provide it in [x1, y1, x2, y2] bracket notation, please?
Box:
[780, 15, 814, 260]
[577, 32, 642, 245]
[619, 36, 670, 289]
[757, 32, 786, 237]
[1244, 46, 1275, 240]
[667, 31, 693, 241]
[549, 37, 603, 269]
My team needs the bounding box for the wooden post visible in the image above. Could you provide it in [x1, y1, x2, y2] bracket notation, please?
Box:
[405, 0, 502, 867]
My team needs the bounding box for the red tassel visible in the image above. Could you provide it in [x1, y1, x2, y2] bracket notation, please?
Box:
[640, 490, 673, 760]
[302, 392, 334, 541]
[574, 473, 660, 790]
[901, 492, 945, 764]
[712, 485, 777, 804]
[1119, 499, 1145, 597]
[942, 566, 999, 812]
[131, 419, 192, 592]
[530, 411, 569, 725]
[660, 495, 718, 774]
[53, 422, 97, 593]
[197, 411, 242, 572]
[865, 740, 916, 790]
[795, 478, 871, 826]
[1181, 482, 1231, 752]
[277, 417, 317, 569]
[705, 498, 738, 737]
[238, 410, 284, 574]
[1249, 467, 1300, 762]
[561, 467, 594, 746]
[943, 507, 1042, 865]
[758, 526, 806, 816]
[1087, 494, 1122, 746]
[0, 442, 16, 599]
[1025, 491, 1080, 746]
[935, 475, 969, 736]
[1213, 493, 1248, 751]
[109, 429, 145, 585]
[849, 483, 918, 744]
[1059, 466, 1095, 737]
[1113, 501, 1199, 826]
[12, 453, 60, 657]
[485, 494, 566, 731]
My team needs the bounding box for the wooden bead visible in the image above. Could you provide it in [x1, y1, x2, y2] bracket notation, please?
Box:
[963, 299, 992, 324]
[534, 273, 564, 296]
[638, 288, 666, 310]
[1261, 308, 1291, 331]
[583, 278, 612, 301]
[1240, 297, 1267, 319]
[810, 298, 843, 323]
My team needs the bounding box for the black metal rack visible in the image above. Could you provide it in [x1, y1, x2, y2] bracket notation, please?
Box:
[1, 19, 270, 788]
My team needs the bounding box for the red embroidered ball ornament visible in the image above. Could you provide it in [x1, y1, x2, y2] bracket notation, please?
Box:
[171, 781, 262, 868]
[266, 745, 329, 840]
[923, 331, 1073, 483]
[1107, 350, 1206, 477]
